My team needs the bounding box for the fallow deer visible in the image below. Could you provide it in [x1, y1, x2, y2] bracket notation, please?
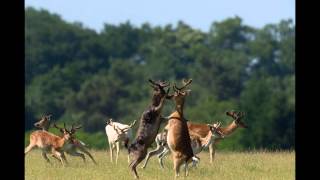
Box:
[61, 124, 97, 165]
[34, 115, 97, 164]
[127, 79, 170, 179]
[165, 78, 198, 177]
[187, 110, 248, 163]
[105, 118, 136, 164]
[141, 122, 224, 169]
[25, 123, 76, 166]
[34, 114, 52, 131]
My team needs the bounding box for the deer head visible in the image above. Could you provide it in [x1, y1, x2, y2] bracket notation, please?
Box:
[226, 110, 248, 128]
[207, 122, 225, 138]
[113, 119, 137, 134]
[167, 78, 192, 105]
[70, 123, 82, 134]
[34, 114, 52, 130]
[148, 79, 171, 102]
[53, 123, 73, 141]
[105, 118, 114, 126]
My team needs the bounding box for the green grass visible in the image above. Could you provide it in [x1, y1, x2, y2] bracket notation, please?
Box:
[25, 149, 295, 180]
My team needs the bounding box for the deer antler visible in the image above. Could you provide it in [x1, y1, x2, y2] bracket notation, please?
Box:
[174, 79, 192, 91]
[46, 114, 52, 119]
[53, 123, 63, 131]
[239, 112, 245, 118]
[117, 120, 137, 133]
[215, 121, 221, 128]
[149, 79, 170, 88]
[128, 120, 137, 128]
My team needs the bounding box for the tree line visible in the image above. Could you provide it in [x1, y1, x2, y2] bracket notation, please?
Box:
[25, 7, 295, 150]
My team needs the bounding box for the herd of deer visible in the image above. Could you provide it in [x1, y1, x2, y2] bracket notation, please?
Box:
[25, 78, 248, 179]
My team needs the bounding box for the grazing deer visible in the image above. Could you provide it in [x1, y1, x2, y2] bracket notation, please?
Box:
[128, 79, 170, 179]
[141, 122, 224, 169]
[105, 118, 136, 164]
[165, 79, 198, 178]
[33, 115, 97, 165]
[187, 110, 248, 163]
[25, 123, 75, 166]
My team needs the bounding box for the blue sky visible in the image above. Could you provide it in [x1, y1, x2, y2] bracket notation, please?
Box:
[25, 0, 295, 32]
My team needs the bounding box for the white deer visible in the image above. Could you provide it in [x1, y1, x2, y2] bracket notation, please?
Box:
[105, 118, 136, 164]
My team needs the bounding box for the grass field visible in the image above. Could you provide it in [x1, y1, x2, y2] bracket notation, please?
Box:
[25, 149, 295, 180]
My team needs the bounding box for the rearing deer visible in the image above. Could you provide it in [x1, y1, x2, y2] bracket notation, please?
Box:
[165, 78, 198, 178]
[127, 79, 170, 179]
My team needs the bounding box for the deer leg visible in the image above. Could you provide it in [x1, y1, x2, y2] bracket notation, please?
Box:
[52, 150, 65, 167]
[191, 156, 200, 168]
[67, 150, 86, 163]
[78, 146, 97, 165]
[130, 156, 145, 179]
[61, 152, 69, 165]
[184, 161, 189, 177]
[141, 144, 164, 169]
[154, 96, 166, 112]
[116, 141, 120, 164]
[209, 144, 216, 164]
[24, 143, 35, 154]
[158, 147, 170, 169]
[51, 154, 62, 163]
[109, 142, 114, 163]
[173, 157, 183, 178]
[41, 151, 51, 164]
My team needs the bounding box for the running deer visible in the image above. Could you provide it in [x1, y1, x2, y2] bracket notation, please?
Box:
[34, 115, 97, 164]
[25, 123, 76, 166]
[105, 118, 136, 164]
[61, 124, 97, 165]
[187, 110, 248, 163]
[128, 79, 170, 179]
[165, 78, 198, 177]
[141, 122, 224, 169]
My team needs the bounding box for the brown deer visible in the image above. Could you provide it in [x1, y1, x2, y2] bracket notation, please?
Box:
[25, 123, 76, 166]
[127, 79, 170, 179]
[165, 79, 198, 177]
[33, 115, 97, 164]
[187, 110, 248, 163]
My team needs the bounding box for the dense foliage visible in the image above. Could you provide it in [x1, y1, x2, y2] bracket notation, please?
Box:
[25, 7, 295, 150]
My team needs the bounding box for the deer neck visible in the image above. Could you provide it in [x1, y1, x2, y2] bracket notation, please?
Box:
[175, 100, 185, 116]
[57, 136, 69, 147]
[200, 131, 213, 148]
[220, 121, 239, 136]
[151, 94, 162, 107]
[42, 124, 50, 131]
